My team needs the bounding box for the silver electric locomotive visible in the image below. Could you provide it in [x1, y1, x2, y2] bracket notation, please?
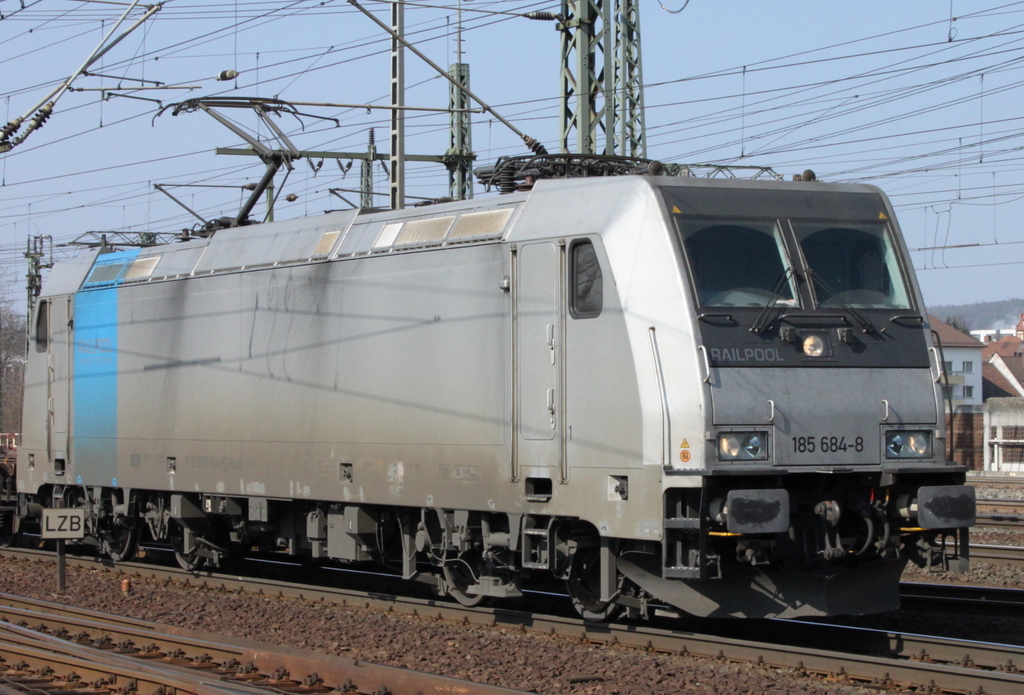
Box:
[4, 169, 975, 619]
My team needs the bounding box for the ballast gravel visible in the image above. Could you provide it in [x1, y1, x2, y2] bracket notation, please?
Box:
[0, 555, 906, 695]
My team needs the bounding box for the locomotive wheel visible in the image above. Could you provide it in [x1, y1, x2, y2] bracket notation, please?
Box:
[0, 509, 20, 548]
[170, 525, 207, 571]
[565, 546, 623, 622]
[442, 555, 489, 607]
[99, 517, 139, 563]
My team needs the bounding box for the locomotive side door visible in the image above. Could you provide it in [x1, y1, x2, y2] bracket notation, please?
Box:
[515, 242, 565, 479]
[47, 296, 72, 468]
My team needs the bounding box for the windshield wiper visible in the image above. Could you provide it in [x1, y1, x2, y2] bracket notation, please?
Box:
[750, 267, 796, 335]
[805, 269, 877, 335]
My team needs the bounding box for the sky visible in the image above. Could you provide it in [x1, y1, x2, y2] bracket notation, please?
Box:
[1, 0, 1023, 312]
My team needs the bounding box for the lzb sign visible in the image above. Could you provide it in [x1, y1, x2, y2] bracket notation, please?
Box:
[41, 509, 86, 540]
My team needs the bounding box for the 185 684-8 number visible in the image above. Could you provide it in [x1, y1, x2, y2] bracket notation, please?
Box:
[793, 435, 864, 454]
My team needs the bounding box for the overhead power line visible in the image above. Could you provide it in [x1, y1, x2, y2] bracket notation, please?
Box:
[0, 0, 162, 153]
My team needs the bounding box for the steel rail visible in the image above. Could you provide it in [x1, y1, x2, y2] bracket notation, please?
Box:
[975, 497, 1024, 529]
[2, 548, 1024, 694]
[969, 474, 1024, 488]
[976, 498, 1024, 513]
[0, 622, 266, 695]
[900, 581, 1024, 613]
[971, 543, 1024, 566]
[976, 514, 1024, 528]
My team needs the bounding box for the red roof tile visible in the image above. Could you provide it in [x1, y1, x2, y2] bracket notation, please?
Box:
[983, 361, 1019, 399]
[927, 315, 984, 348]
[982, 335, 1024, 359]
[1003, 355, 1024, 383]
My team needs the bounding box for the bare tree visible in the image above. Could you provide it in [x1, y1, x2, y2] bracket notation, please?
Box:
[0, 279, 26, 436]
[944, 314, 972, 335]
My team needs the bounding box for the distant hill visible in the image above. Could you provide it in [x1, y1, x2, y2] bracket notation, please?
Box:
[926, 298, 1024, 331]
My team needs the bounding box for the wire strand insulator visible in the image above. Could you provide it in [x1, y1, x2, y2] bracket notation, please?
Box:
[523, 135, 548, 156]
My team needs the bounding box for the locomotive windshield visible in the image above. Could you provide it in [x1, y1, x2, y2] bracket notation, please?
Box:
[663, 186, 913, 311]
[794, 222, 911, 309]
[678, 219, 797, 308]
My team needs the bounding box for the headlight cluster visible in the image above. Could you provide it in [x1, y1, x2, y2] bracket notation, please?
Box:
[718, 432, 769, 460]
[885, 431, 932, 459]
[802, 335, 825, 357]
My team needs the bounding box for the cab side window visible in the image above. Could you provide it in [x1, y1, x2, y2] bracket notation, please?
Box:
[35, 300, 49, 353]
[570, 240, 603, 318]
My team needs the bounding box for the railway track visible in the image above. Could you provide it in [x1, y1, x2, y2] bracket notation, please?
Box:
[969, 497, 1024, 529]
[900, 581, 1024, 614]
[969, 474, 1024, 489]
[0, 591, 531, 695]
[971, 543, 1024, 565]
[0, 624, 267, 695]
[977, 515, 1024, 529]
[2, 547, 1023, 694]
[976, 498, 1024, 514]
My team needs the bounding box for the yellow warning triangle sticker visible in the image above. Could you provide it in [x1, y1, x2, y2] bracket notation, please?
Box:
[672, 205, 681, 213]
[878, 212, 888, 219]
[680, 439, 690, 448]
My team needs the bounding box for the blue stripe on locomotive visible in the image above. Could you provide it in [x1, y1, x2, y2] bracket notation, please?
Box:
[73, 249, 139, 485]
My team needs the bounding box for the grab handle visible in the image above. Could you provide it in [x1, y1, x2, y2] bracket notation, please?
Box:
[697, 345, 712, 384]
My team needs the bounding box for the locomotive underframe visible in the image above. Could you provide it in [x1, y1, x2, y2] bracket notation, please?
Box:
[5, 465, 972, 620]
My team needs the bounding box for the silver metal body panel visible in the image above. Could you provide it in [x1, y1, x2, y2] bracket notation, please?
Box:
[36, 249, 100, 297]
[17, 175, 959, 547]
[508, 177, 707, 476]
[194, 210, 359, 272]
[710, 366, 941, 467]
[114, 246, 511, 504]
[18, 179, 665, 539]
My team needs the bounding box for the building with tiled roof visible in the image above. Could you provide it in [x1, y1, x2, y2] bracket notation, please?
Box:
[929, 316, 987, 469]
[966, 316, 1024, 472]
[928, 315, 984, 411]
[982, 334, 1024, 360]
[983, 359, 1024, 399]
[931, 315, 986, 348]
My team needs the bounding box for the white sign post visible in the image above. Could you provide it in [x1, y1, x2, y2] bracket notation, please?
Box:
[41, 508, 85, 592]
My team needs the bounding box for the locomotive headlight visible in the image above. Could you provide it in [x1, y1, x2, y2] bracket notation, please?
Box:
[885, 431, 932, 458]
[720, 435, 741, 458]
[718, 432, 769, 460]
[743, 433, 764, 458]
[802, 335, 825, 357]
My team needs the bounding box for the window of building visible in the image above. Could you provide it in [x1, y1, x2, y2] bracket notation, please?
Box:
[963, 385, 974, 399]
[943, 361, 953, 374]
[569, 240, 603, 318]
[942, 386, 953, 400]
[962, 361, 974, 374]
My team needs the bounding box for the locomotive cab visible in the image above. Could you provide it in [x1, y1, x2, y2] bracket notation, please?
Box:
[613, 180, 975, 618]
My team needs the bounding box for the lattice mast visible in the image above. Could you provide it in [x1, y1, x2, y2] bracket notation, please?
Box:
[361, 129, 377, 209]
[24, 235, 53, 317]
[448, 3, 474, 200]
[558, 0, 645, 157]
[613, 0, 646, 158]
[390, 1, 406, 210]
